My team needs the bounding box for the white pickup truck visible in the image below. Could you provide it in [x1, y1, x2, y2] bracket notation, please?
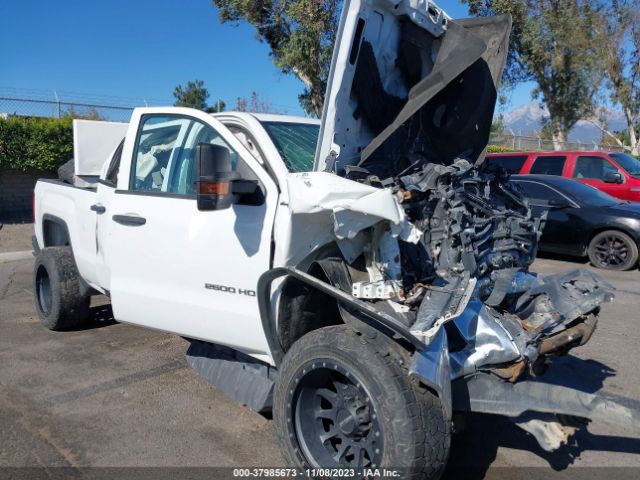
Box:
[32, 0, 639, 476]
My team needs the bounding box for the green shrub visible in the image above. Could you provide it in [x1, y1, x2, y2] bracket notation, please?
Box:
[0, 116, 73, 172]
[486, 144, 529, 153]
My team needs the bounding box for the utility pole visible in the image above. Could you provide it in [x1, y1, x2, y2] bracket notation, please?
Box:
[54, 91, 60, 118]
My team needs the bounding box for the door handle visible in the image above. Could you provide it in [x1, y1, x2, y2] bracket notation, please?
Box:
[90, 204, 106, 214]
[112, 214, 146, 226]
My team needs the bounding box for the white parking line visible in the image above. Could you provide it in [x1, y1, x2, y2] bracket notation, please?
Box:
[0, 250, 33, 264]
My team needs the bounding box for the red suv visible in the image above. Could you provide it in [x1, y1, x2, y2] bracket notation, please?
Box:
[484, 151, 640, 201]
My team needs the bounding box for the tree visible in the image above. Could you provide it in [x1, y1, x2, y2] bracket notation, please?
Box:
[235, 96, 248, 112]
[64, 105, 106, 120]
[464, 1, 605, 150]
[249, 91, 272, 113]
[212, 0, 341, 117]
[234, 91, 273, 113]
[491, 114, 506, 136]
[173, 80, 226, 112]
[591, 1, 640, 155]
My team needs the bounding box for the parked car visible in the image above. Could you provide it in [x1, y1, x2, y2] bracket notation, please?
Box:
[485, 150, 640, 201]
[510, 174, 640, 270]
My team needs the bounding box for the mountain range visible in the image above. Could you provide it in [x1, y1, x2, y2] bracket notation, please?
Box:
[500, 102, 627, 144]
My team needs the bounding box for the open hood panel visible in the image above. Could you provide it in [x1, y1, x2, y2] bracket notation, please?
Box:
[314, 0, 511, 179]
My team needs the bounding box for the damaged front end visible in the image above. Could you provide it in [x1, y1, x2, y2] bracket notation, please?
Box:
[320, 159, 616, 435]
[262, 0, 638, 452]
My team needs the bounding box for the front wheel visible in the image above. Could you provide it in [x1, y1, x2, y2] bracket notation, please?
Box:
[273, 326, 450, 479]
[588, 230, 639, 271]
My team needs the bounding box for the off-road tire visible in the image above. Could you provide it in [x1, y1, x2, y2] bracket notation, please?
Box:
[588, 230, 639, 271]
[273, 325, 450, 479]
[33, 246, 90, 330]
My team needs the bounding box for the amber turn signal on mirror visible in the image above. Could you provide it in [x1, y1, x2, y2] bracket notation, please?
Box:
[199, 181, 230, 196]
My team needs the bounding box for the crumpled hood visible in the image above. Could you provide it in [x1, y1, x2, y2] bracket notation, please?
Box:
[314, 0, 511, 179]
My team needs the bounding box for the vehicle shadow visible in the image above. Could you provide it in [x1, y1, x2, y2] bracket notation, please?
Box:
[444, 412, 640, 479]
[444, 354, 631, 478]
[537, 250, 640, 272]
[67, 302, 117, 331]
[539, 354, 616, 394]
[537, 251, 590, 265]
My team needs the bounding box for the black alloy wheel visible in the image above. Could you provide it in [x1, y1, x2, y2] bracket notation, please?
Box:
[291, 361, 383, 469]
[588, 230, 639, 271]
[273, 326, 451, 479]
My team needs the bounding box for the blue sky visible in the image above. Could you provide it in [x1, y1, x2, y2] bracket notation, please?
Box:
[0, 0, 533, 116]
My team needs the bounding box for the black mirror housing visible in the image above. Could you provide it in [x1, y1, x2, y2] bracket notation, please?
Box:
[604, 172, 623, 184]
[196, 143, 234, 211]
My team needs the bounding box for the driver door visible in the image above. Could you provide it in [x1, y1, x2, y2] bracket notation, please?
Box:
[99, 108, 277, 358]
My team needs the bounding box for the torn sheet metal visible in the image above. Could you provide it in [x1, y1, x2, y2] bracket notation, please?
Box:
[285, 172, 420, 264]
[448, 301, 528, 379]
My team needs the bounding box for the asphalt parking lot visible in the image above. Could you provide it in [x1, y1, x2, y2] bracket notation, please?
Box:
[1, 248, 639, 478]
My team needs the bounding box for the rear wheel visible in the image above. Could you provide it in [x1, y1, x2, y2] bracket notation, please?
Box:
[588, 230, 639, 271]
[33, 247, 90, 330]
[273, 326, 450, 479]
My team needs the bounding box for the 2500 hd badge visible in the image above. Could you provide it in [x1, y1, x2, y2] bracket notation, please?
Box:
[205, 283, 257, 297]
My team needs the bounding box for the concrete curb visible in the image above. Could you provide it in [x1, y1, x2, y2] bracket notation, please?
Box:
[0, 250, 33, 264]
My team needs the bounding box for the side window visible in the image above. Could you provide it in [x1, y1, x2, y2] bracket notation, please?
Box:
[514, 181, 566, 205]
[573, 156, 618, 180]
[484, 155, 527, 174]
[130, 115, 238, 195]
[530, 156, 566, 175]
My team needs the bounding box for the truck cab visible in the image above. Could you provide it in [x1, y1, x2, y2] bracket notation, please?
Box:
[34, 109, 320, 362]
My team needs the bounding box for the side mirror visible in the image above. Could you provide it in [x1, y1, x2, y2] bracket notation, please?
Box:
[196, 143, 234, 211]
[604, 171, 624, 184]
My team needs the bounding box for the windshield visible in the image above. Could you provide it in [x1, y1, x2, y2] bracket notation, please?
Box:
[559, 179, 620, 207]
[610, 152, 640, 177]
[261, 121, 319, 173]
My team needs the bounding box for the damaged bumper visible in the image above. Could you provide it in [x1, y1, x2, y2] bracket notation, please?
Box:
[452, 373, 640, 451]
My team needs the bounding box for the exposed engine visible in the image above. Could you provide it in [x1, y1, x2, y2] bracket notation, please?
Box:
[347, 158, 614, 383]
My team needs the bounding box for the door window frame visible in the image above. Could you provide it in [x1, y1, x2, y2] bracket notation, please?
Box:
[572, 154, 623, 182]
[513, 180, 578, 208]
[529, 155, 567, 176]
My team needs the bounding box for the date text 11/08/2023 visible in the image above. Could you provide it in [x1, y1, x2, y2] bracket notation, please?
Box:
[232, 468, 402, 478]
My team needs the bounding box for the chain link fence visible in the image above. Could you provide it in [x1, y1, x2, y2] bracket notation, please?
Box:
[0, 89, 305, 121]
[0, 95, 138, 122]
[0, 93, 629, 153]
[488, 132, 626, 152]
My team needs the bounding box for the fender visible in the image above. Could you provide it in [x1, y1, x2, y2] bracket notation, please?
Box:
[257, 266, 453, 418]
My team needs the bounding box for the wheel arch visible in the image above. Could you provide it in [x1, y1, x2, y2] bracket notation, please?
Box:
[276, 259, 348, 353]
[259, 260, 452, 417]
[587, 225, 640, 252]
[41, 214, 71, 248]
[258, 261, 424, 367]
